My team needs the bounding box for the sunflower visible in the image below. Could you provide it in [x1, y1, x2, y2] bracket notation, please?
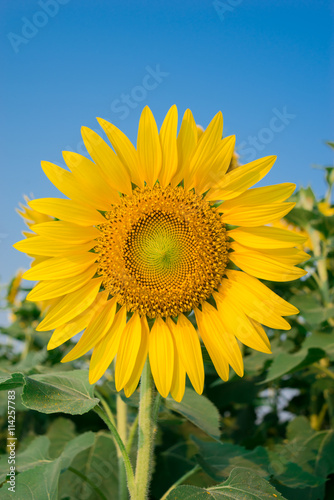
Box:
[14, 106, 309, 401]
[15, 196, 58, 314]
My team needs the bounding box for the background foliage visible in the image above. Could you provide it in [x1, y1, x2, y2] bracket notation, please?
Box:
[0, 144, 333, 500]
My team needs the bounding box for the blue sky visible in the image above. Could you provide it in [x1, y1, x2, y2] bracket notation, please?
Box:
[1, 0, 333, 287]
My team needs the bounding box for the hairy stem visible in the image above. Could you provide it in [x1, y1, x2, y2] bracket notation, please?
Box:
[117, 394, 129, 500]
[134, 360, 155, 499]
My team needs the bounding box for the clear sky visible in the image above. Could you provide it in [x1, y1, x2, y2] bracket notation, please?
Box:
[1, 0, 333, 287]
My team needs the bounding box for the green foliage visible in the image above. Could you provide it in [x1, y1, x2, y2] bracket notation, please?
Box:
[21, 371, 100, 415]
[165, 468, 286, 499]
[166, 388, 221, 440]
[1, 149, 333, 499]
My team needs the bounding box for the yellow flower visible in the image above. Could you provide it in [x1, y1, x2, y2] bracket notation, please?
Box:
[14, 106, 308, 401]
[272, 218, 313, 252]
[318, 201, 334, 217]
[7, 269, 24, 305]
[15, 196, 59, 314]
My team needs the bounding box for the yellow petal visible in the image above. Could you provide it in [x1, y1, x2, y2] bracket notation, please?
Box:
[89, 306, 127, 384]
[41, 161, 114, 211]
[47, 292, 109, 350]
[137, 106, 162, 187]
[207, 155, 276, 201]
[23, 252, 97, 281]
[27, 265, 98, 301]
[62, 151, 120, 207]
[17, 204, 52, 226]
[115, 313, 142, 391]
[250, 246, 309, 265]
[36, 278, 102, 331]
[225, 269, 299, 316]
[124, 317, 150, 397]
[185, 111, 223, 190]
[29, 198, 105, 226]
[149, 316, 174, 398]
[194, 307, 229, 381]
[170, 352, 186, 402]
[62, 297, 117, 362]
[248, 319, 272, 352]
[195, 135, 236, 194]
[220, 183, 296, 210]
[172, 109, 197, 187]
[32, 221, 100, 244]
[167, 318, 186, 403]
[159, 105, 178, 187]
[228, 225, 308, 249]
[230, 242, 308, 281]
[213, 292, 271, 353]
[220, 202, 296, 226]
[199, 302, 244, 377]
[171, 314, 204, 395]
[220, 276, 292, 330]
[30, 255, 50, 267]
[97, 118, 143, 188]
[81, 127, 132, 195]
[13, 235, 95, 257]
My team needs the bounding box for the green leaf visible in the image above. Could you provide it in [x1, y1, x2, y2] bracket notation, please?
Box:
[58, 431, 119, 500]
[286, 416, 314, 441]
[166, 387, 220, 440]
[0, 433, 94, 500]
[302, 331, 334, 357]
[311, 215, 334, 238]
[47, 417, 76, 458]
[165, 467, 287, 499]
[21, 370, 100, 415]
[285, 207, 317, 227]
[16, 436, 52, 472]
[11, 349, 48, 374]
[192, 437, 324, 488]
[289, 295, 330, 325]
[193, 438, 269, 480]
[261, 348, 324, 383]
[1, 460, 61, 500]
[0, 435, 50, 484]
[273, 416, 334, 496]
[58, 432, 95, 469]
[0, 372, 24, 391]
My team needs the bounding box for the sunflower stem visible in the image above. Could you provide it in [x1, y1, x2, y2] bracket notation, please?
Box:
[126, 414, 139, 455]
[117, 394, 129, 500]
[134, 360, 155, 500]
[94, 405, 135, 498]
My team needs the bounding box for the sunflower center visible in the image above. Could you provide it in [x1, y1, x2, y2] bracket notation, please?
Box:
[96, 186, 229, 318]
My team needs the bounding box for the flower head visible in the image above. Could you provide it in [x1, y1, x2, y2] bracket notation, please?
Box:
[14, 106, 308, 400]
